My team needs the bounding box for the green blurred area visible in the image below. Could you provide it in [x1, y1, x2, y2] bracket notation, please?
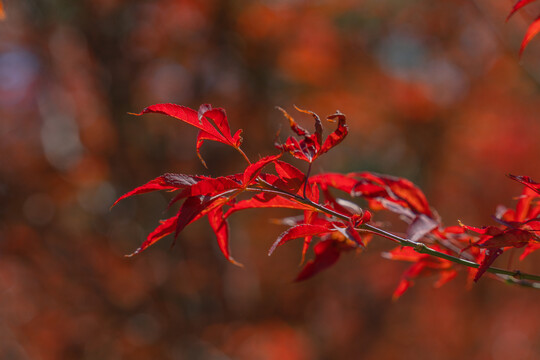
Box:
[1, 0, 539, 359]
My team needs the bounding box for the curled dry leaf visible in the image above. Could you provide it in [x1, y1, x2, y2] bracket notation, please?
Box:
[275, 107, 348, 163]
[295, 239, 356, 282]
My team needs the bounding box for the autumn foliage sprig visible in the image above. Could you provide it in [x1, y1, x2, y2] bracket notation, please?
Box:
[113, 103, 540, 298]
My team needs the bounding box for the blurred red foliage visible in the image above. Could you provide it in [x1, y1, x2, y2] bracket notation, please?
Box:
[1, 1, 540, 359]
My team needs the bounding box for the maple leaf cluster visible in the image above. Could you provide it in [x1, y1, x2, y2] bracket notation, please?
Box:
[114, 103, 540, 298]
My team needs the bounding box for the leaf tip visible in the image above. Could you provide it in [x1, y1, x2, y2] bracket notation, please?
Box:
[197, 152, 209, 169]
[275, 106, 290, 121]
[125, 248, 141, 258]
[229, 257, 244, 267]
[268, 239, 281, 256]
[110, 198, 124, 210]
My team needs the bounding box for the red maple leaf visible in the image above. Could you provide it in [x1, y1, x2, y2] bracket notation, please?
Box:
[268, 222, 335, 256]
[112, 173, 210, 207]
[460, 223, 533, 281]
[275, 106, 348, 163]
[508, 174, 540, 196]
[114, 153, 286, 263]
[268, 211, 370, 281]
[295, 237, 357, 282]
[131, 103, 244, 166]
[382, 246, 457, 299]
[312, 171, 438, 242]
[350, 172, 433, 217]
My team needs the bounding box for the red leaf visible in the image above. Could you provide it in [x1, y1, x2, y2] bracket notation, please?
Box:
[392, 267, 456, 300]
[460, 223, 503, 236]
[332, 223, 365, 248]
[200, 106, 229, 137]
[506, 1, 540, 56]
[461, 223, 531, 249]
[520, 15, 540, 57]
[243, 154, 282, 186]
[195, 130, 225, 167]
[465, 200, 540, 279]
[268, 223, 333, 256]
[225, 192, 315, 218]
[276, 137, 312, 163]
[474, 248, 504, 282]
[274, 161, 319, 201]
[188, 176, 241, 196]
[508, 174, 540, 196]
[201, 106, 244, 146]
[300, 210, 319, 263]
[507, 0, 538, 21]
[319, 111, 348, 155]
[310, 173, 358, 194]
[520, 242, 540, 260]
[479, 229, 531, 249]
[169, 176, 242, 206]
[509, 187, 540, 222]
[138, 103, 219, 137]
[345, 222, 365, 247]
[273, 160, 319, 201]
[275, 107, 319, 162]
[392, 278, 412, 300]
[295, 239, 345, 281]
[364, 194, 437, 242]
[383, 245, 457, 299]
[208, 207, 242, 266]
[460, 220, 536, 281]
[312, 173, 364, 218]
[113, 173, 208, 207]
[174, 195, 217, 238]
[275, 107, 348, 163]
[134, 104, 242, 164]
[434, 270, 458, 288]
[383, 246, 425, 262]
[277, 106, 310, 137]
[127, 216, 177, 256]
[295, 106, 323, 145]
[353, 172, 433, 217]
[274, 160, 305, 184]
[396, 261, 426, 297]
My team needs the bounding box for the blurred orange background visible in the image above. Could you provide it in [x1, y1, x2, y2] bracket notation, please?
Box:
[1, 0, 539, 359]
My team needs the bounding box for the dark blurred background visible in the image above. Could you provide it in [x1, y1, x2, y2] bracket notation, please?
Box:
[1, 0, 540, 359]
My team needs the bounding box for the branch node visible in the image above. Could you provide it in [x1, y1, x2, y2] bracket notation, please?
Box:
[414, 243, 426, 253]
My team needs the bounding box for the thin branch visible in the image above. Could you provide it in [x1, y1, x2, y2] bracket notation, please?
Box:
[363, 223, 540, 282]
[303, 162, 313, 199]
[236, 147, 251, 165]
[249, 183, 540, 285]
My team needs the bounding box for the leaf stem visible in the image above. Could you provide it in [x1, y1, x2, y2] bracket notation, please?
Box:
[236, 147, 251, 165]
[303, 162, 313, 199]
